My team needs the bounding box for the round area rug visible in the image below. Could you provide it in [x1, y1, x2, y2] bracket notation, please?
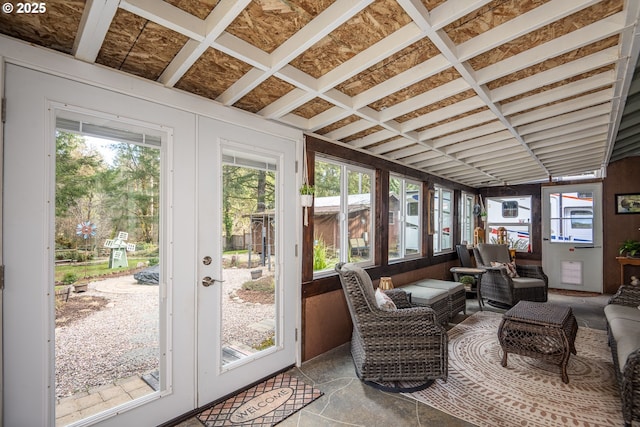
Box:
[405, 311, 622, 427]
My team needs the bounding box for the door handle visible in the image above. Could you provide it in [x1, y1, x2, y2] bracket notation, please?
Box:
[202, 276, 224, 287]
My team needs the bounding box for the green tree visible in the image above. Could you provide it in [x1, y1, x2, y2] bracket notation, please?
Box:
[111, 144, 160, 243]
[55, 131, 101, 218]
[314, 160, 340, 197]
[55, 132, 103, 248]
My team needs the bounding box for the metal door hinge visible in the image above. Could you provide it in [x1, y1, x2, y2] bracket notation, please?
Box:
[295, 160, 298, 173]
[0, 265, 4, 290]
[295, 328, 298, 342]
[1, 97, 6, 123]
[295, 244, 298, 257]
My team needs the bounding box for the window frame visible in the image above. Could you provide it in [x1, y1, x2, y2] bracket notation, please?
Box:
[460, 192, 475, 246]
[388, 174, 422, 262]
[486, 195, 533, 252]
[312, 156, 375, 277]
[433, 185, 454, 254]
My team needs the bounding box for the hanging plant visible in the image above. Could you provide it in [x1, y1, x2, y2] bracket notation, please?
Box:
[299, 183, 315, 195]
[300, 138, 314, 225]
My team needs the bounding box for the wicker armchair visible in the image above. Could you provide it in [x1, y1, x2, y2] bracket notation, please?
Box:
[605, 284, 640, 426]
[473, 243, 548, 307]
[335, 263, 448, 391]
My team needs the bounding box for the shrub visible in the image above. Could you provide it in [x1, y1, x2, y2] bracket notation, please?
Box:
[242, 275, 274, 292]
[313, 238, 328, 271]
[254, 334, 275, 351]
[61, 273, 79, 285]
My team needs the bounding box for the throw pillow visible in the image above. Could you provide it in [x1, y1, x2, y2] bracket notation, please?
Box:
[375, 288, 397, 311]
[491, 261, 519, 278]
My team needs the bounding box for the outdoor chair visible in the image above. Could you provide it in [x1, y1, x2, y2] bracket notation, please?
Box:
[472, 243, 548, 308]
[335, 262, 448, 392]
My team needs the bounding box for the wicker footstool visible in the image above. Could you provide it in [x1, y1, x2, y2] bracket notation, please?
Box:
[498, 301, 578, 383]
[414, 279, 467, 319]
[400, 284, 450, 325]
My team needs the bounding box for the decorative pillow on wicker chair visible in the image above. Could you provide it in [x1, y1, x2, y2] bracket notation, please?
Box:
[491, 261, 519, 278]
[375, 288, 397, 311]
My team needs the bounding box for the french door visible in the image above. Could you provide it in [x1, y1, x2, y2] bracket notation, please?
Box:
[542, 183, 603, 292]
[196, 117, 298, 406]
[3, 64, 299, 426]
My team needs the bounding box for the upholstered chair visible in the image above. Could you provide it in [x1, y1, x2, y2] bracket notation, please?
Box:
[335, 262, 448, 391]
[472, 243, 548, 307]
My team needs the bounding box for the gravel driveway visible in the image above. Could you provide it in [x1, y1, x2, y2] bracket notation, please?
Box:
[55, 267, 275, 398]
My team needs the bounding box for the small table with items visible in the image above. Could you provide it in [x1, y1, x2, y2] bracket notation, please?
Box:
[450, 267, 486, 310]
[498, 301, 578, 383]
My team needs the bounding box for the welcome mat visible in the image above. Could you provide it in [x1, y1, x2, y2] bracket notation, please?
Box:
[196, 373, 323, 426]
[404, 311, 623, 427]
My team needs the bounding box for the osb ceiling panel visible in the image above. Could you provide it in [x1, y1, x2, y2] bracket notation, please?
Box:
[289, 0, 412, 78]
[175, 48, 252, 100]
[225, 0, 334, 53]
[97, 9, 188, 81]
[2, 0, 639, 187]
[164, 0, 219, 20]
[0, 0, 84, 54]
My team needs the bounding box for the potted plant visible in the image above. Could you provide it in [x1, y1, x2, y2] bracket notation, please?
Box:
[299, 183, 315, 207]
[459, 275, 476, 291]
[619, 239, 640, 258]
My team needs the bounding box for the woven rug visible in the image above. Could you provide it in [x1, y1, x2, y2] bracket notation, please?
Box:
[405, 311, 623, 427]
[196, 373, 322, 426]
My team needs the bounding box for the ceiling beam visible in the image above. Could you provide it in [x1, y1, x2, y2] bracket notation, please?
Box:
[72, 0, 120, 62]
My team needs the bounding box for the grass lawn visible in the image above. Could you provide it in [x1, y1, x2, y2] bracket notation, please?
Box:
[55, 258, 153, 283]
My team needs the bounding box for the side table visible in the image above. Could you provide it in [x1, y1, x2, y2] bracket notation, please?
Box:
[617, 256, 640, 286]
[450, 267, 486, 310]
[498, 301, 578, 383]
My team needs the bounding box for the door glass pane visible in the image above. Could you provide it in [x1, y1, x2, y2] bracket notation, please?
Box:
[548, 192, 594, 243]
[221, 153, 277, 366]
[55, 122, 161, 424]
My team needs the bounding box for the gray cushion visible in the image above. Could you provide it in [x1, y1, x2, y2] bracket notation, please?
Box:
[400, 284, 448, 305]
[604, 303, 640, 322]
[478, 243, 511, 264]
[414, 279, 465, 295]
[512, 277, 546, 289]
[608, 317, 640, 372]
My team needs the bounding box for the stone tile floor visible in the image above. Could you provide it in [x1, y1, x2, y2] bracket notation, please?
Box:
[173, 290, 611, 427]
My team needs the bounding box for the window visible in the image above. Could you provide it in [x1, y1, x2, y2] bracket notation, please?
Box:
[486, 196, 532, 251]
[389, 175, 422, 260]
[313, 157, 374, 274]
[460, 192, 475, 245]
[433, 185, 453, 253]
[502, 201, 519, 218]
[548, 192, 594, 243]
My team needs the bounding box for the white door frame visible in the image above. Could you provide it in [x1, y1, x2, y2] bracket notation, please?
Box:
[0, 55, 5, 427]
[542, 182, 603, 293]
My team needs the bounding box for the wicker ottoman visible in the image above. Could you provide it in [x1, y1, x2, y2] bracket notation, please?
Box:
[400, 284, 450, 325]
[498, 301, 578, 383]
[414, 279, 466, 319]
